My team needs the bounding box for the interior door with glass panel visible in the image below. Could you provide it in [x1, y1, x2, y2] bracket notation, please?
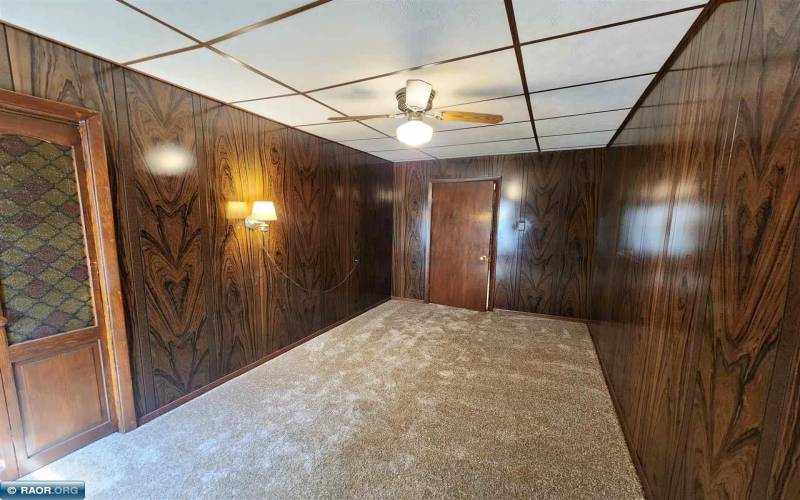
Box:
[0, 109, 116, 477]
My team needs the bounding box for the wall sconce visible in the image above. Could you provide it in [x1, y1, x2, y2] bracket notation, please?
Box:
[225, 201, 250, 220]
[244, 201, 278, 232]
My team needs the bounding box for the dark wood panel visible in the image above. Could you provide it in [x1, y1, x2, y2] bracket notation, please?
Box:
[394, 161, 429, 300]
[759, 226, 800, 499]
[393, 152, 599, 316]
[490, 155, 524, 310]
[319, 144, 352, 326]
[517, 152, 571, 316]
[0, 20, 389, 422]
[284, 132, 324, 339]
[199, 99, 265, 375]
[588, 0, 800, 498]
[687, 0, 800, 496]
[0, 26, 12, 91]
[123, 71, 213, 410]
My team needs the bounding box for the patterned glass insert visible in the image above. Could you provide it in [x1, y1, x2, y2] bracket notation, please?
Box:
[0, 135, 95, 345]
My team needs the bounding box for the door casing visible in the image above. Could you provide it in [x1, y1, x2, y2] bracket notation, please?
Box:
[0, 89, 136, 479]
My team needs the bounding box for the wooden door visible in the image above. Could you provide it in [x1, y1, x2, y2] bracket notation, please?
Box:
[428, 180, 497, 311]
[0, 102, 123, 477]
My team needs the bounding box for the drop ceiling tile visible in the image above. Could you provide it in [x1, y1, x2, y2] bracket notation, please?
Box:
[127, 0, 309, 41]
[371, 150, 431, 162]
[536, 110, 628, 137]
[0, 0, 193, 63]
[296, 122, 384, 142]
[424, 139, 539, 159]
[236, 95, 340, 126]
[514, 1, 704, 42]
[531, 74, 653, 118]
[310, 49, 523, 118]
[131, 48, 291, 102]
[216, 0, 512, 91]
[539, 131, 614, 150]
[522, 9, 701, 91]
[340, 138, 407, 153]
[426, 122, 533, 148]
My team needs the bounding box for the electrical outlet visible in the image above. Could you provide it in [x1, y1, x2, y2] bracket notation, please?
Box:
[516, 220, 526, 231]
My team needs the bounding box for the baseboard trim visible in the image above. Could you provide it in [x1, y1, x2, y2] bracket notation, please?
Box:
[138, 297, 392, 425]
[390, 296, 425, 303]
[587, 325, 652, 499]
[492, 307, 588, 325]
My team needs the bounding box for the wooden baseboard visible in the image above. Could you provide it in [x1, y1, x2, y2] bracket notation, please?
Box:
[390, 296, 425, 303]
[587, 325, 652, 499]
[138, 297, 392, 425]
[492, 307, 588, 325]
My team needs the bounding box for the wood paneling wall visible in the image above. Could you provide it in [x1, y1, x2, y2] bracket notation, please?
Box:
[0, 24, 392, 419]
[589, 0, 800, 498]
[392, 150, 602, 317]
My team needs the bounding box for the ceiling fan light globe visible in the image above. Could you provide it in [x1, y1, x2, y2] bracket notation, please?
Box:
[396, 120, 433, 146]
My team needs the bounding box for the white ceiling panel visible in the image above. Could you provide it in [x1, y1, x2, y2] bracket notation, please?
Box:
[539, 131, 614, 150]
[132, 48, 292, 102]
[514, 1, 704, 42]
[310, 50, 523, 117]
[371, 150, 431, 162]
[424, 139, 539, 159]
[236, 95, 341, 126]
[532, 74, 653, 118]
[215, 0, 512, 91]
[127, 0, 309, 41]
[0, 0, 193, 63]
[536, 109, 628, 137]
[296, 122, 384, 142]
[522, 10, 701, 92]
[426, 122, 533, 148]
[340, 137, 407, 153]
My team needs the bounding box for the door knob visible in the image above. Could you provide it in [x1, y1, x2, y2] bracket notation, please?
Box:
[479, 255, 489, 262]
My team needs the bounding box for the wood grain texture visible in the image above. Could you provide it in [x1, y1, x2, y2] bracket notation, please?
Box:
[688, 0, 800, 496]
[589, 0, 800, 498]
[0, 26, 12, 91]
[393, 152, 600, 317]
[0, 22, 393, 419]
[123, 71, 213, 409]
[199, 99, 265, 375]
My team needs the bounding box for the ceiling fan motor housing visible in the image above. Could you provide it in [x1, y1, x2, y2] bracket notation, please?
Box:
[395, 87, 436, 114]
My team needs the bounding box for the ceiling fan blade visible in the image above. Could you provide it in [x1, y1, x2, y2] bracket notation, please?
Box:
[438, 111, 504, 124]
[405, 79, 433, 109]
[327, 114, 393, 121]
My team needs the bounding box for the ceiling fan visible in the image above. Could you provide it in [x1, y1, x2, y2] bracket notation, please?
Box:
[328, 79, 503, 147]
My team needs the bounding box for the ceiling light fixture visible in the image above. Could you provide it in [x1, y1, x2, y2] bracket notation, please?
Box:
[396, 117, 433, 146]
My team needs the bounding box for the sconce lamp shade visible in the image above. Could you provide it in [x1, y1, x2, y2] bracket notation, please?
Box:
[226, 201, 250, 219]
[250, 201, 278, 221]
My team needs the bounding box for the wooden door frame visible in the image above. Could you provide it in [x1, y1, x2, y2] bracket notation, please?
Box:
[424, 177, 501, 311]
[0, 89, 137, 439]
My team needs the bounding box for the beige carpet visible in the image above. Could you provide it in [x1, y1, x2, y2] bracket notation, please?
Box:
[26, 300, 642, 499]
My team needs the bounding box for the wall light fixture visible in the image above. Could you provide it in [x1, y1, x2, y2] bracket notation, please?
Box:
[244, 201, 278, 232]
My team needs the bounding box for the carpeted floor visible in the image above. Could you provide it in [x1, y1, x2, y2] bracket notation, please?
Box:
[26, 300, 642, 499]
